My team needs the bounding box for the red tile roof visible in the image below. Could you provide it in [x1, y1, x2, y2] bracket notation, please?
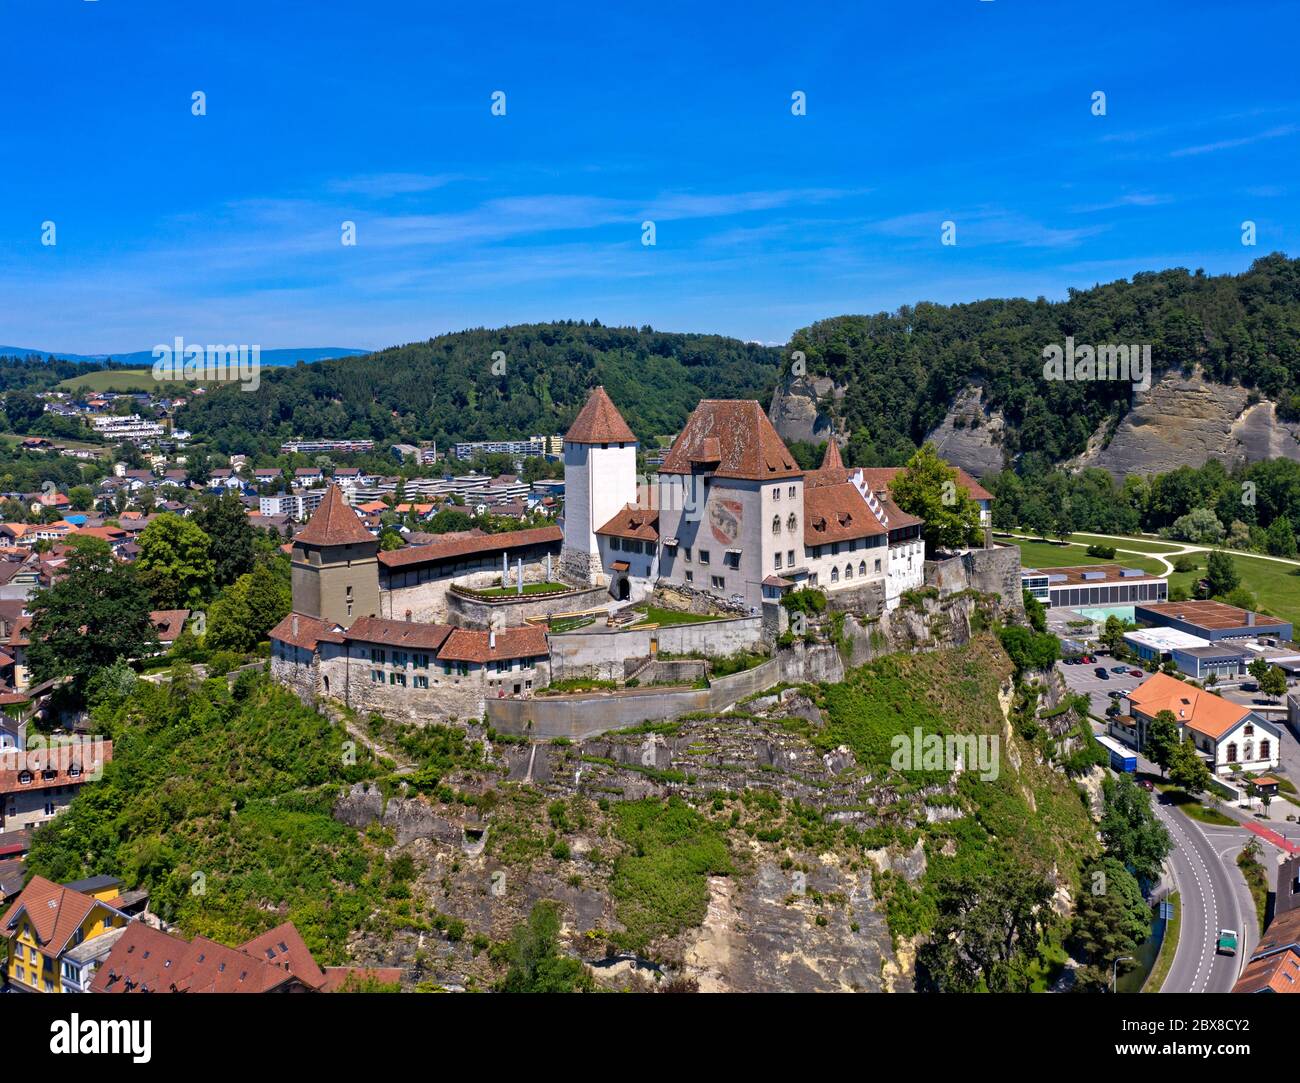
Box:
[564, 386, 637, 444]
[239, 921, 327, 989]
[150, 609, 190, 643]
[320, 965, 405, 991]
[1234, 948, 1300, 993]
[437, 625, 548, 665]
[91, 922, 299, 994]
[595, 505, 659, 542]
[344, 616, 455, 651]
[659, 400, 802, 481]
[293, 485, 376, 547]
[377, 525, 561, 570]
[1128, 671, 1253, 740]
[1, 875, 118, 953]
[803, 483, 922, 545]
[0, 740, 112, 795]
[269, 612, 346, 651]
[820, 440, 845, 471]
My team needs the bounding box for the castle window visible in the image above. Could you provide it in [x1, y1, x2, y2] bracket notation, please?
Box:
[859, 561, 867, 576]
[698, 550, 710, 565]
[830, 567, 839, 582]
[875, 558, 882, 573]
[787, 514, 797, 532]
[414, 653, 429, 669]
[772, 516, 780, 535]
[788, 486, 796, 498]
[370, 669, 383, 683]
[1261, 739, 1271, 760]
[711, 575, 725, 589]
[774, 553, 782, 569]
[390, 672, 406, 687]
[685, 571, 693, 582]
[773, 488, 781, 501]
[414, 675, 428, 689]
[844, 564, 853, 580]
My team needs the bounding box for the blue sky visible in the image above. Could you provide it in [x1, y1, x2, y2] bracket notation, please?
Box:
[0, 0, 1295, 353]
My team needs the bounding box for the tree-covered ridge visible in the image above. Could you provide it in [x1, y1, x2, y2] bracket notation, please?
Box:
[789, 253, 1300, 468]
[175, 321, 783, 454]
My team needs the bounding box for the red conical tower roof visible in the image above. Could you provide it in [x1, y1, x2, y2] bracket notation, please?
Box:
[294, 485, 375, 547]
[564, 386, 636, 444]
[821, 438, 845, 471]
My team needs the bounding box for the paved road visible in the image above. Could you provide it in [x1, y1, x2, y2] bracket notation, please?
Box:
[1150, 795, 1251, 993]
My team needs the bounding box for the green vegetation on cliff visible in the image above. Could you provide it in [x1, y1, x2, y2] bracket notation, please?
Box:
[789, 254, 1300, 467]
[26, 673, 391, 962]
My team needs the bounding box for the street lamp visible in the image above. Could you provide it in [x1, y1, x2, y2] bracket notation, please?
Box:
[1111, 954, 1133, 993]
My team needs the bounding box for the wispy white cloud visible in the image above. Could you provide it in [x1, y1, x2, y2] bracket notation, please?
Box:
[1170, 124, 1298, 157]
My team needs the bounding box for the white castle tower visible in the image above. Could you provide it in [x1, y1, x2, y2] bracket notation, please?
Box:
[560, 386, 638, 584]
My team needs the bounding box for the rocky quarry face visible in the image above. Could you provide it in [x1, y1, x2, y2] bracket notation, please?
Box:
[1069, 367, 1300, 477]
[767, 373, 843, 446]
[922, 385, 1007, 478]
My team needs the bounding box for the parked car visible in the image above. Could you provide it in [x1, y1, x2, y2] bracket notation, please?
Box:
[1128, 668, 1143, 678]
[1095, 668, 1110, 679]
[1138, 779, 1155, 792]
[1111, 665, 1128, 674]
[1108, 690, 1123, 698]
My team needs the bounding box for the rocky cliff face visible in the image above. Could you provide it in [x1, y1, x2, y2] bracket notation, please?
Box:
[1069, 368, 1300, 477]
[922, 385, 1007, 477]
[767, 373, 844, 445]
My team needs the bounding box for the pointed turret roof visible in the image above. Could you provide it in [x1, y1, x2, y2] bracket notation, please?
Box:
[564, 386, 637, 444]
[293, 485, 375, 547]
[821, 439, 844, 471]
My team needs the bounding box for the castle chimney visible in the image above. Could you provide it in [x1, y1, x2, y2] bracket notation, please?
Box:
[489, 629, 497, 650]
[292, 615, 299, 638]
[1248, 611, 1256, 627]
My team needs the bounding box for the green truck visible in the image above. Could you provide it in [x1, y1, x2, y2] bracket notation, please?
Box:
[1217, 928, 1239, 956]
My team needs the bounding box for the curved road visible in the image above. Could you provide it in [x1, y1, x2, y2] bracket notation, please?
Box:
[1151, 796, 1249, 993]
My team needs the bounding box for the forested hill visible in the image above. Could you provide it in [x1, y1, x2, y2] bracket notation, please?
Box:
[784, 253, 1300, 469]
[176, 322, 782, 454]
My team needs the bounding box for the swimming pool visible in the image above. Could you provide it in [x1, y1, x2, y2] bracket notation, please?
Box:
[1073, 605, 1136, 623]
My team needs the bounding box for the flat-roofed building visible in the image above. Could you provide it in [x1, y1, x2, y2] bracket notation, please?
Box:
[1021, 564, 1168, 609]
[1123, 627, 1250, 679]
[1134, 600, 1293, 644]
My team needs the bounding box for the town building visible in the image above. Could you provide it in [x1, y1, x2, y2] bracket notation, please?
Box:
[1021, 564, 1168, 610]
[1, 875, 131, 993]
[1112, 671, 1280, 775]
[1134, 600, 1293, 644]
[1122, 627, 1251, 680]
[91, 918, 400, 993]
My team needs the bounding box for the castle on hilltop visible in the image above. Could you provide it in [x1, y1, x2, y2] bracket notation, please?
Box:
[271, 386, 994, 724]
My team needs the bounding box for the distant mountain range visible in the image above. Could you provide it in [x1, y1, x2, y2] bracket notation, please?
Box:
[0, 346, 370, 368]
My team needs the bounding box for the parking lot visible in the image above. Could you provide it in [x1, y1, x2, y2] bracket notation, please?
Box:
[1057, 655, 1147, 718]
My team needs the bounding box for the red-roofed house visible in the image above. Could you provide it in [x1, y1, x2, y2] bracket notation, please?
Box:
[2, 874, 130, 992]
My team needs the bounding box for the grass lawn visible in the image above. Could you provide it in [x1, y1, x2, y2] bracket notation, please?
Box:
[1007, 538, 1168, 578]
[1066, 532, 1185, 555]
[1154, 783, 1237, 825]
[466, 580, 571, 597]
[1166, 551, 1300, 628]
[0, 432, 106, 453]
[1143, 892, 1180, 993]
[56, 367, 217, 394]
[630, 606, 721, 627]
